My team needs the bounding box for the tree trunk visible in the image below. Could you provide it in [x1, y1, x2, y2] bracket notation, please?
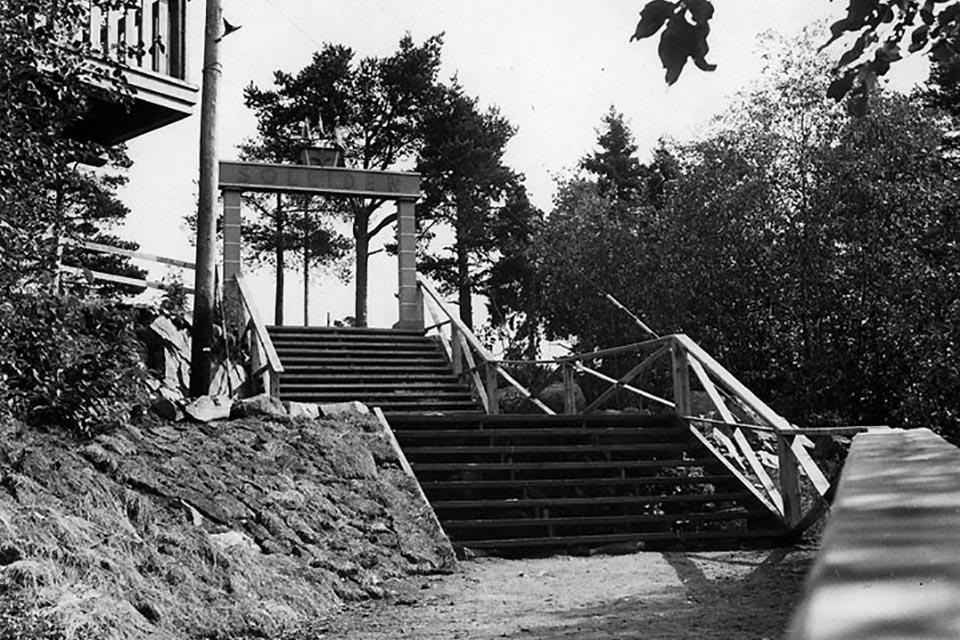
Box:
[456, 223, 473, 329]
[274, 194, 285, 325]
[353, 209, 369, 327]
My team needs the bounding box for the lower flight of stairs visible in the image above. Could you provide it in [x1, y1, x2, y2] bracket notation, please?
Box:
[387, 413, 788, 555]
[268, 326, 481, 413]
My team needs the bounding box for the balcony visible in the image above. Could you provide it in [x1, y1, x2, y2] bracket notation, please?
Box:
[68, 0, 198, 146]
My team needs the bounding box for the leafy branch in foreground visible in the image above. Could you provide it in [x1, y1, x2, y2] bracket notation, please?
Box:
[631, 0, 960, 110]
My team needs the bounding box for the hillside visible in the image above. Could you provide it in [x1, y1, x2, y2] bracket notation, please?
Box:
[0, 412, 455, 639]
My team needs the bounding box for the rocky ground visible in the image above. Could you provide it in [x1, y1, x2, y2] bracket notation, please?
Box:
[320, 546, 816, 639]
[0, 412, 454, 639]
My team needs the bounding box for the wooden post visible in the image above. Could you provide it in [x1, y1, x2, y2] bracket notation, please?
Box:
[451, 324, 463, 375]
[189, 0, 222, 397]
[778, 432, 801, 527]
[486, 363, 500, 415]
[671, 339, 692, 417]
[562, 363, 577, 414]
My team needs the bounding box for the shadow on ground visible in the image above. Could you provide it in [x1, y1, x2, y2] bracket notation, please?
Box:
[497, 549, 811, 640]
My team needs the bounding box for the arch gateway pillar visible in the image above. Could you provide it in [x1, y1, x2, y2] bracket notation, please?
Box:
[218, 160, 423, 330]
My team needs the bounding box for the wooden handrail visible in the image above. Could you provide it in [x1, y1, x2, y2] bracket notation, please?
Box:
[417, 274, 495, 362]
[674, 334, 793, 431]
[558, 336, 674, 363]
[60, 264, 194, 293]
[235, 273, 283, 375]
[65, 238, 196, 269]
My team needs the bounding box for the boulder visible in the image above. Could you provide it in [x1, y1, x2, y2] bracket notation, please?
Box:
[232, 394, 288, 420]
[319, 401, 370, 417]
[285, 401, 320, 420]
[538, 381, 586, 413]
[151, 397, 185, 422]
[183, 395, 232, 423]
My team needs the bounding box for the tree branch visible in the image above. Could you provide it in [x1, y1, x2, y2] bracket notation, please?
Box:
[367, 211, 398, 240]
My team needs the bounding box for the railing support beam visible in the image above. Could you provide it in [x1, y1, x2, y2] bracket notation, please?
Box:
[777, 432, 802, 528]
[671, 339, 692, 417]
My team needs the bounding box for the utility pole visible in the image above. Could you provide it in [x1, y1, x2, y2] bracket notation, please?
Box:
[190, 0, 222, 396]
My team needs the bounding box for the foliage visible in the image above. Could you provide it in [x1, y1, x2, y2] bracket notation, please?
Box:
[243, 34, 445, 326]
[630, 0, 716, 85]
[0, 293, 148, 438]
[631, 0, 960, 109]
[580, 107, 650, 208]
[0, 0, 134, 295]
[536, 34, 960, 437]
[532, 110, 676, 354]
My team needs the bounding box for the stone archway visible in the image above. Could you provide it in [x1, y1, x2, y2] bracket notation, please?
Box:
[217, 160, 423, 330]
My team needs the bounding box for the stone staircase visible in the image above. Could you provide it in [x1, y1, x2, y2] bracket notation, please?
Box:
[388, 413, 788, 554]
[267, 326, 481, 413]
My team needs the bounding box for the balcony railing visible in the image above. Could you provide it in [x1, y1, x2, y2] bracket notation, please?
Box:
[70, 0, 196, 145]
[84, 0, 187, 81]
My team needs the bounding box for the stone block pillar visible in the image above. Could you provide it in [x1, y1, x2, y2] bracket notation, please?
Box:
[395, 199, 423, 330]
[222, 189, 243, 324]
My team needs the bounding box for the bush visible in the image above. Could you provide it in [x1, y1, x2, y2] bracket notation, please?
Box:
[0, 293, 148, 437]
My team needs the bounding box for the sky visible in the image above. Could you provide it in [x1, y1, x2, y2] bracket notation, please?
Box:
[115, 0, 930, 329]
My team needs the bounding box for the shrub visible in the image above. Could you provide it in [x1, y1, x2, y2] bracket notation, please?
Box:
[0, 293, 148, 437]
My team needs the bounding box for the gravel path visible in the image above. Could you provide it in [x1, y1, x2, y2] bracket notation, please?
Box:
[321, 546, 815, 639]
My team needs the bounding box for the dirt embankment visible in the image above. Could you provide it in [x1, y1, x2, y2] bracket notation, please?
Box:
[0, 414, 455, 639]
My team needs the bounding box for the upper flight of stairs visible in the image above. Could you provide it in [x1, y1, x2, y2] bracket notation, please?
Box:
[387, 413, 788, 555]
[268, 326, 482, 413]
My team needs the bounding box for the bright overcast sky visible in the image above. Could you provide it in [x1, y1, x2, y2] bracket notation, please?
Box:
[116, 0, 929, 327]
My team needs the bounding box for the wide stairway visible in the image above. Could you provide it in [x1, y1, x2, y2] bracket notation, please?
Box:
[268, 326, 481, 413]
[267, 326, 788, 555]
[388, 413, 788, 554]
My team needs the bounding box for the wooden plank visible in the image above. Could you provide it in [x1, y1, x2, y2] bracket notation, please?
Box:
[687, 355, 736, 423]
[777, 433, 802, 528]
[674, 334, 793, 431]
[687, 426, 781, 517]
[494, 364, 556, 415]
[424, 302, 453, 364]
[686, 356, 743, 464]
[444, 510, 754, 529]
[683, 330, 784, 509]
[417, 275, 495, 360]
[558, 335, 675, 363]
[67, 238, 196, 269]
[60, 265, 193, 293]
[562, 364, 577, 414]
[790, 436, 831, 497]
[433, 492, 752, 510]
[459, 331, 488, 412]
[574, 363, 675, 408]
[671, 340, 692, 416]
[732, 427, 783, 513]
[581, 344, 670, 414]
[234, 273, 284, 375]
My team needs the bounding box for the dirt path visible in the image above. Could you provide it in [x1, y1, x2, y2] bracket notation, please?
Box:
[320, 546, 815, 639]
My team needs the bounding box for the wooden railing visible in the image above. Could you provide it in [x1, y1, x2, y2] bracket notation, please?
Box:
[234, 273, 283, 397]
[418, 275, 554, 415]
[415, 283, 867, 531]
[60, 237, 195, 293]
[84, 0, 187, 80]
